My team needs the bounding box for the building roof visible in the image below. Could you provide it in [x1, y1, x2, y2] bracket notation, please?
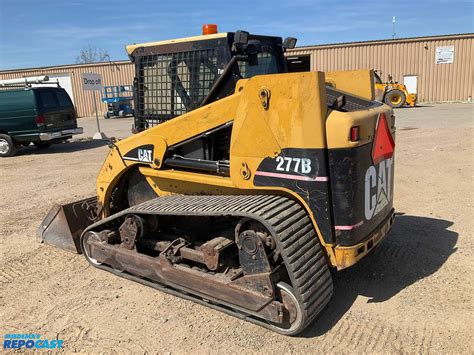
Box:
[0, 60, 132, 73]
[291, 33, 474, 51]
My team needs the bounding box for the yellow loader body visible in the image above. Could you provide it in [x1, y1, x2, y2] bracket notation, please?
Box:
[38, 31, 396, 335]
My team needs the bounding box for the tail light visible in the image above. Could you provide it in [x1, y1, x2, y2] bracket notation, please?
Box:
[350, 126, 360, 142]
[35, 115, 45, 127]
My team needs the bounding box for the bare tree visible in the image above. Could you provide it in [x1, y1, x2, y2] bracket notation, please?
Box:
[76, 45, 109, 64]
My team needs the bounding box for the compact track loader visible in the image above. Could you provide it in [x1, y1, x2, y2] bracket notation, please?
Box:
[38, 28, 396, 335]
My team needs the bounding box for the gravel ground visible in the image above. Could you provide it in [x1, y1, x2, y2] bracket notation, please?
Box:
[0, 103, 473, 353]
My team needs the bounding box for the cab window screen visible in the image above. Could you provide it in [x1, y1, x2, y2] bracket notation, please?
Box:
[137, 48, 221, 128]
[38, 91, 58, 109]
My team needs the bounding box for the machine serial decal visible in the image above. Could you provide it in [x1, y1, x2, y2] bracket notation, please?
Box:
[123, 144, 154, 163]
[275, 156, 312, 174]
[256, 155, 327, 182]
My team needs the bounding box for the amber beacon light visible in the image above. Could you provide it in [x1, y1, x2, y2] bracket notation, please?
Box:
[202, 24, 218, 35]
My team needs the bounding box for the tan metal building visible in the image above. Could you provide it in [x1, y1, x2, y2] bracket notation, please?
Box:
[0, 61, 134, 117]
[288, 33, 473, 103]
[0, 33, 472, 117]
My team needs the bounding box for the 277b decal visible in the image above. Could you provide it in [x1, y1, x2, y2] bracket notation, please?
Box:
[255, 155, 328, 182]
[275, 156, 312, 174]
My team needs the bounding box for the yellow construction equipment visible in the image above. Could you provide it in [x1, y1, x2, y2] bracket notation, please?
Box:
[374, 70, 417, 108]
[38, 27, 396, 335]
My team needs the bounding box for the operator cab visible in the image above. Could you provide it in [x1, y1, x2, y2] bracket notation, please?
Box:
[126, 28, 296, 132]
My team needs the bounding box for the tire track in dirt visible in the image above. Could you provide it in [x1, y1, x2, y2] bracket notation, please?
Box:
[310, 316, 436, 353]
[0, 246, 84, 284]
[56, 322, 148, 353]
[0, 262, 27, 282]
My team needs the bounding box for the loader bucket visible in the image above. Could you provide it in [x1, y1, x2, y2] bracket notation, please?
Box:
[37, 196, 98, 253]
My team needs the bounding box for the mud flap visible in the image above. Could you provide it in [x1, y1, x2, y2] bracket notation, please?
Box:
[37, 196, 98, 253]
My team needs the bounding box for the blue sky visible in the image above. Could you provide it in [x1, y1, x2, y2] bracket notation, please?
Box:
[0, 0, 472, 70]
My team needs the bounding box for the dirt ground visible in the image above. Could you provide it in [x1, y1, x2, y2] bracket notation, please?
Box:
[1, 103, 473, 353]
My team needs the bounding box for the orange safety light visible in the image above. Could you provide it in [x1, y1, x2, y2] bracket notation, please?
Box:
[202, 24, 218, 35]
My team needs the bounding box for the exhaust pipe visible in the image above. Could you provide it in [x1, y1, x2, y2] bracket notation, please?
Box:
[37, 197, 98, 253]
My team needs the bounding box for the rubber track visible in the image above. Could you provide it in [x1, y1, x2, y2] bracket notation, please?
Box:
[84, 194, 334, 331]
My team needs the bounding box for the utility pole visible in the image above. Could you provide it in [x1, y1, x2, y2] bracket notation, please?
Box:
[392, 16, 396, 39]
